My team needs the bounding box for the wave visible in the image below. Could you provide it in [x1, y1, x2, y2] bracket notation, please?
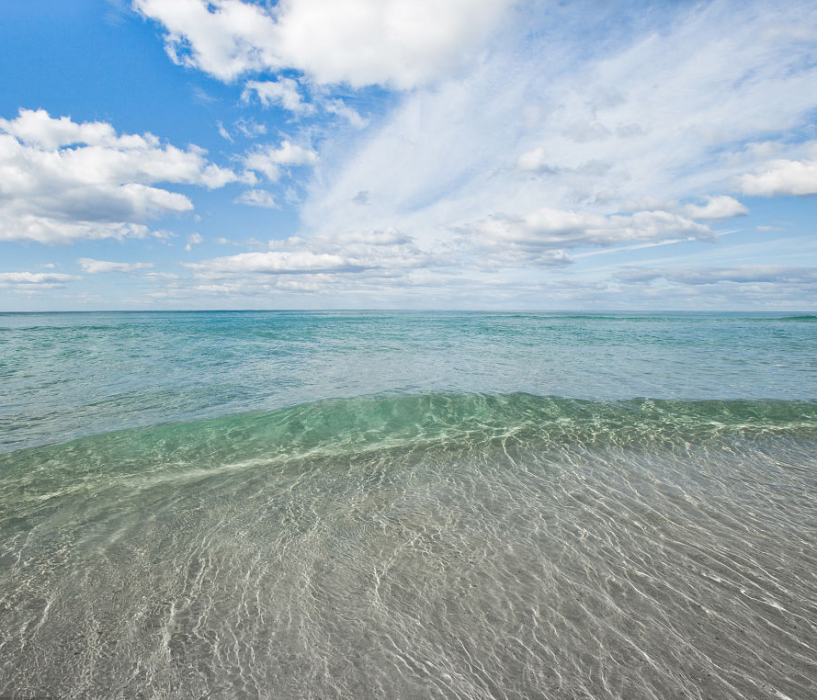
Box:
[3, 393, 816, 486]
[774, 314, 817, 322]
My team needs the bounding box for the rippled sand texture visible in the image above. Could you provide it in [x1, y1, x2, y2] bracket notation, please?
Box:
[1, 395, 815, 699]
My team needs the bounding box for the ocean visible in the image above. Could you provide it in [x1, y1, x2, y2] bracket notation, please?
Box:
[1, 311, 815, 699]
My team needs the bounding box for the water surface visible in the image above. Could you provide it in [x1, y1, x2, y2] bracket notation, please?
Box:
[1, 312, 815, 699]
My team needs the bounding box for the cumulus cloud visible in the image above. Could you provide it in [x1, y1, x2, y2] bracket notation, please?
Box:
[1, 108, 135, 150]
[0, 272, 82, 295]
[237, 80, 368, 126]
[243, 140, 318, 182]
[77, 259, 154, 273]
[185, 227, 432, 281]
[185, 233, 204, 251]
[0, 109, 242, 243]
[242, 79, 315, 115]
[335, 228, 411, 246]
[234, 189, 279, 208]
[133, 0, 514, 88]
[0, 271, 79, 290]
[683, 195, 748, 219]
[739, 152, 817, 196]
[181, 200, 722, 300]
[470, 208, 712, 256]
[187, 250, 362, 274]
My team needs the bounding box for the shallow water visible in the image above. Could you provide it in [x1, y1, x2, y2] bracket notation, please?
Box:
[2, 310, 816, 454]
[1, 313, 816, 699]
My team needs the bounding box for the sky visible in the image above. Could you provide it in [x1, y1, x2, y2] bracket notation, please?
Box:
[1, 0, 816, 311]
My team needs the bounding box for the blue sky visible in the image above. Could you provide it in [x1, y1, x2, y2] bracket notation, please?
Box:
[1, 0, 816, 310]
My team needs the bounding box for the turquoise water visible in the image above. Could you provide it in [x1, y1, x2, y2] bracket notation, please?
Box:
[3, 311, 816, 453]
[1, 312, 816, 698]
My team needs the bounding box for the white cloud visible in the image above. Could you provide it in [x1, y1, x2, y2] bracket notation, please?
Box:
[185, 227, 433, 283]
[336, 228, 410, 246]
[133, 0, 278, 82]
[187, 250, 359, 274]
[516, 147, 552, 174]
[134, 0, 515, 88]
[243, 79, 315, 115]
[0, 109, 242, 243]
[616, 266, 817, 286]
[234, 118, 267, 138]
[0, 108, 135, 150]
[191, 86, 217, 104]
[322, 99, 368, 129]
[217, 121, 233, 142]
[243, 140, 318, 182]
[185, 232, 204, 251]
[240, 82, 368, 127]
[0, 271, 78, 287]
[470, 208, 712, 255]
[179, 203, 725, 302]
[234, 189, 279, 208]
[0, 110, 237, 188]
[739, 152, 817, 196]
[77, 259, 154, 273]
[684, 195, 748, 220]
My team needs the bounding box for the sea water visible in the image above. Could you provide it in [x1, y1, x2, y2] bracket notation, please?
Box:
[0, 312, 815, 699]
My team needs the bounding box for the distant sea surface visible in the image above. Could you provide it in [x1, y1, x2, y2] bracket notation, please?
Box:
[1, 311, 816, 699]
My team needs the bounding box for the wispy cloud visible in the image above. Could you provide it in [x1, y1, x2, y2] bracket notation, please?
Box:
[77, 259, 154, 273]
[234, 118, 267, 138]
[616, 266, 817, 286]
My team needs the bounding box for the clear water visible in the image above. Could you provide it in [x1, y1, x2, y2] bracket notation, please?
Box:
[1, 312, 816, 699]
